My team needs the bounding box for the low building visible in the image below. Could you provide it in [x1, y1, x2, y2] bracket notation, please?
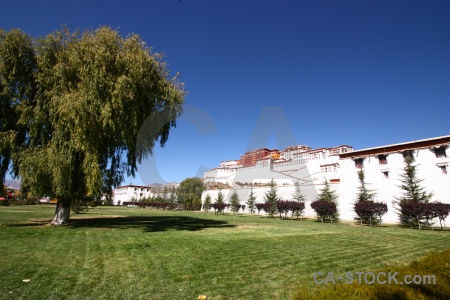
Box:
[113, 184, 154, 205]
[112, 183, 179, 205]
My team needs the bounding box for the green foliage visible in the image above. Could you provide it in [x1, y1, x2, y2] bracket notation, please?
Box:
[71, 199, 89, 214]
[395, 157, 433, 204]
[317, 179, 338, 203]
[177, 178, 204, 210]
[0, 199, 10, 206]
[229, 190, 240, 214]
[160, 185, 169, 202]
[2, 206, 450, 299]
[168, 186, 177, 206]
[355, 169, 376, 203]
[315, 179, 339, 221]
[216, 190, 224, 204]
[293, 181, 306, 202]
[292, 249, 450, 300]
[0, 26, 185, 223]
[103, 194, 114, 206]
[246, 186, 256, 214]
[354, 169, 378, 225]
[394, 156, 433, 225]
[0, 28, 36, 184]
[264, 179, 279, 217]
[25, 198, 36, 205]
[192, 197, 202, 210]
[214, 189, 225, 214]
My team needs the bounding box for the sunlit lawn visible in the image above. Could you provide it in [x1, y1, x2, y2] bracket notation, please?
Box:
[0, 205, 449, 299]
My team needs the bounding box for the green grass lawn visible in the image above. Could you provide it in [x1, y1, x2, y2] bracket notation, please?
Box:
[0, 205, 449, 299]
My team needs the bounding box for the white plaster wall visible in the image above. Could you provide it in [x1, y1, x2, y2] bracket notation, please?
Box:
[202, 153, 344, 217]
[202, 143, 449, 224]
[339, 148, 450, 223]
[201, 180, 339, 218]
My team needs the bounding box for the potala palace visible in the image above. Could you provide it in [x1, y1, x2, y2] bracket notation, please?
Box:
[201, 135, 450, 223]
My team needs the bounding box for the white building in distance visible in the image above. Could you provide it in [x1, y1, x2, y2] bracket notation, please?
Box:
[113, 184, 154, 205]
[339, 135, 449, 223]
[202, 135, 450, 223]
[112, 183, 179, 205]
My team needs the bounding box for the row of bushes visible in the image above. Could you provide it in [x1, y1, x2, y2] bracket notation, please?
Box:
[0, 198, 46, 206]
[204, 203, 246, 215]
[251, 201, 307, 220]
[399, 201, 450, 230]
[354, 201, 388, 226]
[122, 201, 180, 210]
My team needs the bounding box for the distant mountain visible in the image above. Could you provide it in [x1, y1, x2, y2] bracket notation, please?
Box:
[3, 179, 179, 191]
[143, 182, 179, 189]
[4, 180, 21, 190]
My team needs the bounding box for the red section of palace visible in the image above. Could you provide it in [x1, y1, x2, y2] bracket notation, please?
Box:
[239, 148, 279, 167]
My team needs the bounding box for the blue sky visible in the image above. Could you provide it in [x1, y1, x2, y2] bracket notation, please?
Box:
[2, 0, 449, 185]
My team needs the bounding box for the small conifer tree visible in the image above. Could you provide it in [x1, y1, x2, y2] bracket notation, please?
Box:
[292, 181, 306, 219]
[214, 189, 225, 214]
[394, 156, 433, 228]
[168, 186, 177, 209]
[264, 179, 279, 217]
[354, 168, 377, 225]
[318, 179, 338, 203]
[203, 193, 212, 212]
[355, 169, 376, 203]
[230, 191, 240, 214]
[246, 186, 257, 214]
[293, 181, 306, 202]
[313, 179, 339, 222]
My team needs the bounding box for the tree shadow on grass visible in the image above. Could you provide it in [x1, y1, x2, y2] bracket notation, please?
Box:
[10, 215, 236, 232]
[70, 215, 236, 232]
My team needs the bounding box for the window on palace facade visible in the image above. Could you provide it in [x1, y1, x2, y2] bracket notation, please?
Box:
[378, 154, 388, 164]
[434, 146, 447, 158]
[321, 165, 332, 173]
[402, 150, 415, 162]
[354, 158, 364, 168]
[140, 193, 143, 197]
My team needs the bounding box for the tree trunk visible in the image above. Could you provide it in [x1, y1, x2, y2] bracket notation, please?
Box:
[51, 198, 71, 225]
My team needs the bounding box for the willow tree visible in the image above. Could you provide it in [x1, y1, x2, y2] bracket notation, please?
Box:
[0, 28, 36, 186]
[0, 26, 185, 224]
[176, 177, 204, 210]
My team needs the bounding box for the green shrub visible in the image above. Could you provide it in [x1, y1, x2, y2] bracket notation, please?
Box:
[71, 201, 89, 214]
[25, 198, 36, 205]
[0, 200, 10, 206]
[292, 249, 450, 300]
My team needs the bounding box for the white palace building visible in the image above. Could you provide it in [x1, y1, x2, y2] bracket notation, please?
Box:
[113, 184, 154, 205]
[201, 135, 450, 223]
